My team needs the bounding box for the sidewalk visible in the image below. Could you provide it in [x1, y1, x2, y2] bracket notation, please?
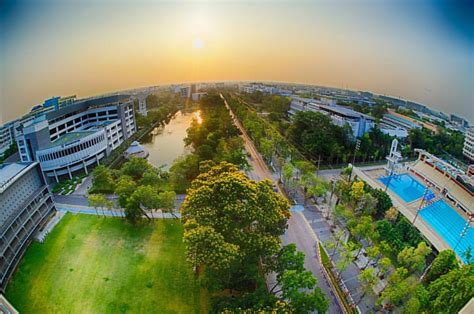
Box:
[56, 204, 181, 219]
[290, 188, 377, 313]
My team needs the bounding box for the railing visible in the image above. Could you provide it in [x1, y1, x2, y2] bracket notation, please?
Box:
[318, 242, 359, 314]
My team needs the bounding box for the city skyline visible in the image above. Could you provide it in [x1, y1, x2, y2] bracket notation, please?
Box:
[1, 0, 473, 124]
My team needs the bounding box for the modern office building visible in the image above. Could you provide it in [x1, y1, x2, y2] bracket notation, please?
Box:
[15, 95, 136, 182]
[380, 112, 422, 131]
[463, 127, 474, 162]
[0, 162, 56, 291]
[289, 96, 375, 138]
[450, 114, 470, 128]
[0, 122, 15, 157]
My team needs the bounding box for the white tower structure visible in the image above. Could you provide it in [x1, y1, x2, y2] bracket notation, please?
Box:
[385, 139, 403, 175]
[138, 94, 148, 116]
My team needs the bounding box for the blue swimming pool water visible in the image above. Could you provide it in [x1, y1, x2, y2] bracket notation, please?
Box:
[420, 200, 474, 264]
[378, 173, 427, 203]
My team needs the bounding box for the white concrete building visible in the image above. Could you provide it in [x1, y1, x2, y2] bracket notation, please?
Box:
[289, 96, 375, 138]
[463, 127, 474, 162]
[15, 95, 136, 182]
[0, 162, 55, 290]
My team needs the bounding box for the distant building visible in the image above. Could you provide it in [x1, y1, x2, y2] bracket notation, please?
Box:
[463, 127, 474, 162]
[0, 162, 56, 291]
[450, 114, 470, 128]
[179, 86, 191, 98]
[0, 122, 15, 157]
[15, 95, 136, 182]
[191, 92, 207, 102]
[289, 96, 375, 138]
[379, 126, 409, 139]
[380, 113, 422, 132]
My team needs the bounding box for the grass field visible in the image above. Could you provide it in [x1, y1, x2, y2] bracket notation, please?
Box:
[5, 213, 208, 313]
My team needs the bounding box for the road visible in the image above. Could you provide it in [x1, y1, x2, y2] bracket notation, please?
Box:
[221, 94, 343, 313]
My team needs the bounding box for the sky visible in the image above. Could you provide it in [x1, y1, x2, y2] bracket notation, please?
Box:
[0, 0, 473, 124]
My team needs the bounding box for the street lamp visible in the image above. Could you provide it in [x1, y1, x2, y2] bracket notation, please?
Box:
[412, 184, 433, 224]
[454, 214, 474, 253]
[349, 139, 361, 182]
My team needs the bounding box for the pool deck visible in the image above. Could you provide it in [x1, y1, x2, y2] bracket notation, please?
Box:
[353, 166, 460, 258]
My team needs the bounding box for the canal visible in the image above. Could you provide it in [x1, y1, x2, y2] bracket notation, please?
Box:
[140, 109, 198, 170]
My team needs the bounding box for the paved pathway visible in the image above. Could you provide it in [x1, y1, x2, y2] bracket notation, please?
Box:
[222, 94, 343, 313]
[72, 175, 92, 195]
[56, 204, 181, 219]
[36, 211, 66, 242]
[54, 194, 186, 209]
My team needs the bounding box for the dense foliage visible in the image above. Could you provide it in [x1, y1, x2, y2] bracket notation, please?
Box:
[181, 162, 328, 312]
[89, 157, 176, 224]
[405, 127, 466, 160]
[375, 216, 424, 256]
[169, 93, 248, 193]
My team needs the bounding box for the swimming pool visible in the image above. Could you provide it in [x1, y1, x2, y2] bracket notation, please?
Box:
[420, 200, 474, 264]
[378, 173, 427, 203]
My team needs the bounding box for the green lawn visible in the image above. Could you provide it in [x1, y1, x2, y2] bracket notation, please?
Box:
[6, 213, 208, 313]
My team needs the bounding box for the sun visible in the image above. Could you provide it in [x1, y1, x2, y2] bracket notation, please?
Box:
[192, 37, 204, 49]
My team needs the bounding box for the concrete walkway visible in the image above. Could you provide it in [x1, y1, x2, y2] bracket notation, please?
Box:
[72, 175, 92, 195]
[56, 204, 181, 219]
[36, 211, 67, 242]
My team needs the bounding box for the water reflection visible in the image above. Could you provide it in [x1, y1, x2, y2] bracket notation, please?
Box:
[141, 110, 196, 170]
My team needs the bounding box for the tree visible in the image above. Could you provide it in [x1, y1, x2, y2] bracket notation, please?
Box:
[368, 188, 393, 218]
[269, 244, 328, 313]
[378, 267, 422, 309]
[120, 157, 151, 180]
[351, 215, 375, 243]
[356, 193, 378, 216]
[363, 246, 381, 269]
[427, 265, 474, 313]
[424, 249, 459, 284]
[158, 190, 177, 218]
[139, 170, 163, 187]
[181, 162, 290, 287]
[88, 193, 112, 217]
[384, 206, 399, 222]
[126, 185, 160, 222]
[282, 162, 296, 193]
[259, 137, 274, 163]
[183, 220, 239, 274]
[115, 175, 137, 208]
[288, 111, 352, 163]
[91, 165, 116, 193]
[279, 270, 328, 314]
[377, 257, 392, 278]
[336, 242, 356, 280]
[325, 229, 345, 257]
[350, 181, 365, 203]
[397, 242, 432, 274]
[358, 267, 378, 305]
[169, 154, 200, 193]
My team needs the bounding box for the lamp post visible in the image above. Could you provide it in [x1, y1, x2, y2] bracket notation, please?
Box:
[349, 139, 361, 182]
[454, 214, 474, 252]
[412, 185, 431, 224]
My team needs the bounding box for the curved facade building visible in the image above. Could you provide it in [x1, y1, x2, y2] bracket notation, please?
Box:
[0, 162, 55, 291]
[15, 95, 136, 182]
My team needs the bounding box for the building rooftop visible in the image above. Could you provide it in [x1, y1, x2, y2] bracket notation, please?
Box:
[46, 130, 96, 149]
[383, 113, 420, 129]
[319, 104, 375, 120]
[0, 162, 35, 193]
